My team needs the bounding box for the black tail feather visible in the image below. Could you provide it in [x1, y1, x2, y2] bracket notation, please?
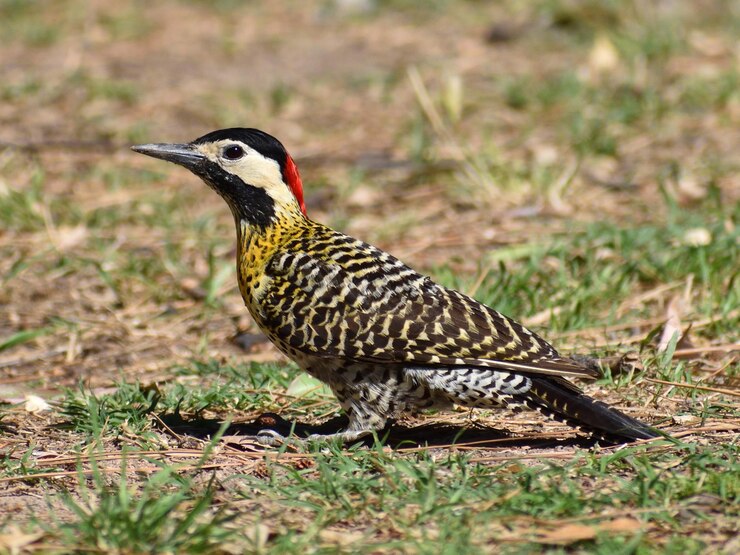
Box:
[520, 376, 659, 442]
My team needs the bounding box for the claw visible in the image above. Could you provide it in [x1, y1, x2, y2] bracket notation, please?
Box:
[256, 429, 288, 446]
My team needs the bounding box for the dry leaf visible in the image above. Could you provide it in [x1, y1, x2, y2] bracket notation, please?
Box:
[221, 435, 264, 451]
[672, 414, 700, 425]
[319, 529, 364, 546]
[244, 523, 270, 550]
[537, 523, 596, 544]
[599, 518, 642, 533]
[346, 185, 381, 208]
[55, 225, 88, 251]
[683, 228, 712, 247]
[657, 277, 696, 353]
[589, 34, 620, 75]
[0, 527, 42, 554]
[677, 174, 708, 202]
[531, 144, 559, 166]
[657, 295, 685, 353]
[536, 518, 642, 545]
[25, 394, 51, 414]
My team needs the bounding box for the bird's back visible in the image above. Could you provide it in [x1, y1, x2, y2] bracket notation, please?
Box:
[243, 220, 595, 381]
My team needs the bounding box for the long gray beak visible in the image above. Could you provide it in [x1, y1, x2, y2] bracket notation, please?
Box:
[130, 143, 205, 170]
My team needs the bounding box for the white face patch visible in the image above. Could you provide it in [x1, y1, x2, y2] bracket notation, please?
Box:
[194, 139, 300, 214]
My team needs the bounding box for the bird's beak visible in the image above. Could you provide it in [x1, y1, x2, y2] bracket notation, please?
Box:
[130, 143, 205, 170]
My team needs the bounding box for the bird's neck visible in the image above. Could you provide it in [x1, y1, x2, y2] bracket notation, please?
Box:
[234, 201, 307, 246]
[234, 209, 311, 309]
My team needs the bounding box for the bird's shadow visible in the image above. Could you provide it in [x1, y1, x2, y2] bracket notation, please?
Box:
[158, 411, 610, 449]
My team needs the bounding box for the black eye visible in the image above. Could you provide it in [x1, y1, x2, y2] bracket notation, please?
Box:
[223, 145, 244, 160]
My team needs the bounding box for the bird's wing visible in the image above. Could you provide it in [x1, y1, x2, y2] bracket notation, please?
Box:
[261, 233, 596, 380]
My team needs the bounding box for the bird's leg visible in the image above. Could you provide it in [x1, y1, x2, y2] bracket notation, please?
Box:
[305, 428, 376, 443]
[255, 427, 376, 446]
[307, 401, 389, 442]
[255, 403, 387, 446]
[255, 425, 377, 446]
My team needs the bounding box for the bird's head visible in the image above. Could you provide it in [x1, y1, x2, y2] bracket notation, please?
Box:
[132, 128, 306, 229]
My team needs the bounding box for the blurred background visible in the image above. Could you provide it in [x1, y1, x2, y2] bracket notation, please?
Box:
[0, 0, 737, 398]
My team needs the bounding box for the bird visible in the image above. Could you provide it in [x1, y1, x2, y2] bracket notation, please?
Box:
[132, 128, 658, 444]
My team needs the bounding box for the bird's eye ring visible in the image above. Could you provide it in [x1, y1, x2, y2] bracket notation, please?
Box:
[223, 145, 244, 160]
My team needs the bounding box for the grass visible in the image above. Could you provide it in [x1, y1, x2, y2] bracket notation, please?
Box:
[261, 441, 736, 550]
[435, 197, 737, 336]
[16, 436, 735, 553]
[51, 448, 235, 553]
[0, 0, 737, 553]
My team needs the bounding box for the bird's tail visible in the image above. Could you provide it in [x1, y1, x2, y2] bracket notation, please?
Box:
[518, 376, 659, 442]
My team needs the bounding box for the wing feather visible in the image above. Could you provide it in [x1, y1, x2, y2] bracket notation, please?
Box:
[260, 231, 596, 380]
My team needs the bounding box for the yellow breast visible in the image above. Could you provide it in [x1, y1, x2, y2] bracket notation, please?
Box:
[236, 216, 313, 322]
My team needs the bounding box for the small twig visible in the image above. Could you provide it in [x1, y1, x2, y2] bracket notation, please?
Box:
[665, 423, 740, 437]
[151, 413, 185, 442]
[0, 461, 247, 484]
[554, 316, 668, 340]
[673, 345, 738, 357]
[616, 281, 682, 318]
[466, 263, 495, 298]
[644, 378, 740, 398]
[0, 349, 68, 371]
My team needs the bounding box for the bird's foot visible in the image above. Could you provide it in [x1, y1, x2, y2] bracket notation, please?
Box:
[255, 428, 375, 447]
[255, 428, 290, 446]
[251, 412, 380, 447]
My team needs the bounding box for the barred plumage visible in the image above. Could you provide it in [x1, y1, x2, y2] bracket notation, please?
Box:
[132, 128, 658, 444]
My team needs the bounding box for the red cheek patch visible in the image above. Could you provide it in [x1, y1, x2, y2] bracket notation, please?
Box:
[284, 155, 306, 215]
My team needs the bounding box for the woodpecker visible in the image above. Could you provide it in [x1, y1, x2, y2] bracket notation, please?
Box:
[132, 128, 658, 444]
